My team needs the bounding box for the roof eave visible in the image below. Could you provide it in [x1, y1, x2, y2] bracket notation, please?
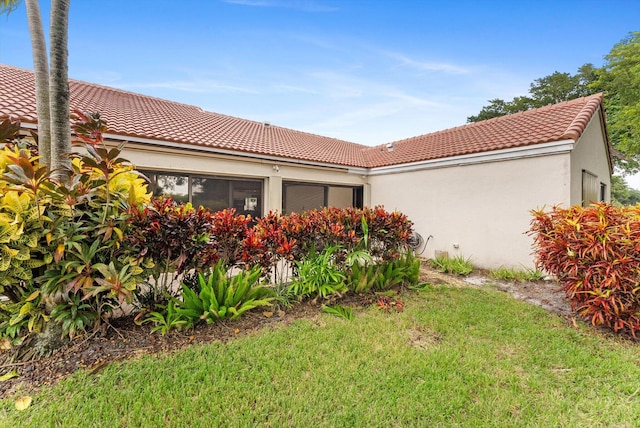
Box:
[367, 139, 575, 176]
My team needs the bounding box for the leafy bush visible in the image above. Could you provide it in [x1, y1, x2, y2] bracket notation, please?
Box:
[247, 206, 414, 282]
[429, 255, 473, 276]
[127, 197, 217, 305]
[289, 246, 347, 299]
[175, 262, 274, 325]
[142, 300, 189, 335]
[0, 114, 154, 341]
[49, 292, 98, 339]
[346, 250, 420, 292]
[530, 203, 640, 336]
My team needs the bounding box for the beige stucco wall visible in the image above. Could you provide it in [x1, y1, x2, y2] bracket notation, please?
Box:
[369, 154, 572, 269]
[119, 143, 368, 213]
[569, 111, 612, 205]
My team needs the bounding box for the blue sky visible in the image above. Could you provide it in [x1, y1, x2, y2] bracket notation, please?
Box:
[0, 0, 638, 149]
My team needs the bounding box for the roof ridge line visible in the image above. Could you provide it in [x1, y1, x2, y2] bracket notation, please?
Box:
[561, 93, 603, 141]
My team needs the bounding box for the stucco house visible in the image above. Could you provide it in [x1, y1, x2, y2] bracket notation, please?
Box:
[0, 64, 612, 268]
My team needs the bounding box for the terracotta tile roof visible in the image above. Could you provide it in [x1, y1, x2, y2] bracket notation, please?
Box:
[0, 64, 370, 167]
[363, 93, 604, 167]
[0, 64, 604, 170]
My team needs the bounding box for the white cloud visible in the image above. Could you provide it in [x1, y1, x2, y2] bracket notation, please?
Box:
[115, 80, 259, 94]
[384, 51, 471, 74]
[221, 0, 339, 12]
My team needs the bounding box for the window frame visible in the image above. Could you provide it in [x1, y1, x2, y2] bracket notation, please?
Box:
[142, 170, 264, 216]
[282, 181, 364, 214]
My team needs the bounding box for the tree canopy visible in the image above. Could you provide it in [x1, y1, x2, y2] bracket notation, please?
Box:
[594, 32, 640, 172]
[467, 66, 598, 123]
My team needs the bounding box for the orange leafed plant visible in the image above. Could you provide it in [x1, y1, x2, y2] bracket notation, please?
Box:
[530, 203, 640, 336]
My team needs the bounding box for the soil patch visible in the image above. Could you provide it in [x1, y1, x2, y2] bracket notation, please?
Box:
[1, 264, 570, 399]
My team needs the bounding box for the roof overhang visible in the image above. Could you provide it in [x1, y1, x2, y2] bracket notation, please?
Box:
[103, 132, 371, 175]
[366, 139, 575, 176]
[19, 122, 581, 177]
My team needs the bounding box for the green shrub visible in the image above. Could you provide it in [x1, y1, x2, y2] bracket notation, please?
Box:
[142, 300, 190, 335]
[289, 246, 347, 298]
[174, 262, 274, 325]
[429, 255, 473, 276]
[49, 292, 98, 339]
[530, 203, 640, 336]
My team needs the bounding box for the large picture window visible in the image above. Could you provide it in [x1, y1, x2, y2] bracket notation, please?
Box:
[283, 182, 363, 214]
[144, 171, 263, 216]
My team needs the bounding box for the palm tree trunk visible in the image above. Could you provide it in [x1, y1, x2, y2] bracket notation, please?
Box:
[24, 0, 51, 168]
[49, 0, 71, 182]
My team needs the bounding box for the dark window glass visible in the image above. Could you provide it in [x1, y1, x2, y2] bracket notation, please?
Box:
[231, 180, 262, 216]
[284, 184, 325, 214]
[192, 177, 229, 212]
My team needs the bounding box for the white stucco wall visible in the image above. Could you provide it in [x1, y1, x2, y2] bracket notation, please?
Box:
[569, 111, 612, 205]
[369, 154, 572, 269]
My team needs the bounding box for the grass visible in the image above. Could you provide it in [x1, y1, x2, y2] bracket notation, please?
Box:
[489, 266, 547, 282]
[3, 285, 640, 427]
[429, 254, 474, 276]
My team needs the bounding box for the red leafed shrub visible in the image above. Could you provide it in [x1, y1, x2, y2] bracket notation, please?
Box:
[127, 197, 217, 276]
[251, 206, 413, 269]
[362, 206, 414, 260]
[129, 202, 414, 283]
[210, 208, 252, 266]
[529, 203, 640, 336]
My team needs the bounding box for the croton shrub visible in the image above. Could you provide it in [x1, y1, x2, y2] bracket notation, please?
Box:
[249, 207, 413, 267]
[530, 203, 640, 336]
[0, 114, 155, 341]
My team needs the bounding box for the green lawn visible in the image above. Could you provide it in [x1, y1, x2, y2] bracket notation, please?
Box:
[2, 284, 640, 427]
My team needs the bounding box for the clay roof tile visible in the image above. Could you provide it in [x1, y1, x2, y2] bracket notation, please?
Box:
[0, 64, 604, 170]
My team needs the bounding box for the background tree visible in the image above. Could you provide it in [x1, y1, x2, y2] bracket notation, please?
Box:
[1, 0, 71, 180]
[610, 175, 640, 206]
[467, 66, 597, 123]
[593, 32, 640, 173]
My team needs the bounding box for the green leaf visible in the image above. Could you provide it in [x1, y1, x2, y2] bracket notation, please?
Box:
[0, 370, 19, 381]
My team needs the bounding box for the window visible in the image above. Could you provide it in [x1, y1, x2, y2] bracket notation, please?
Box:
[582, 170, 598, 207]
[600, 182, 607, 203]
[144, 171, 263, 216]
[283, 182, 363, 214]
[148, 173, 190, 204]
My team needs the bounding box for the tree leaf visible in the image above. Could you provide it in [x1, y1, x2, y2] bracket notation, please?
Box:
[0, 370, 19, 381]
[15, 395, 32, 411]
